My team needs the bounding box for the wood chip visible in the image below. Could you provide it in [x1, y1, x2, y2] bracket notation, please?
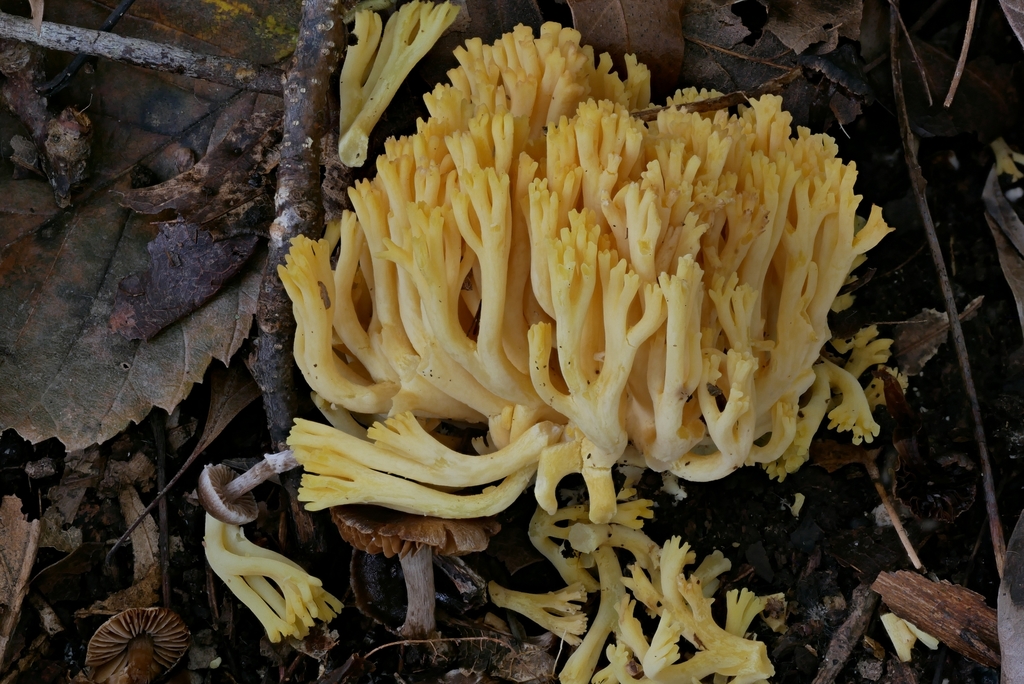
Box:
[871, 570, 999, 667]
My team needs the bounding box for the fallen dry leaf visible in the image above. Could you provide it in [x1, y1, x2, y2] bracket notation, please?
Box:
[0, 0, 285, 452]
[982, 167, 1024, 341]
[983, 166, 1024, 255]
[567, 0, 686, 95]
[188, 362, 262, 462]
[120, 109, 281, 226]
[109, 222, 264, 342]
[1000, 511, 1024, 681]
[45, 446, 104, 524]
[809, 439, 880, 473]
[75, 565, 162, 618]
[763, 0, 862, 55]
[893, 296, 983, 376]
[118, 487, 159, 583]
[109, 109, 280, 341]
[0, 496, 42, 666]
[899, 38, 1019, 140]
[0, 187, 263, 451]
[38, 507, 82, 554]
[31, 542, 105, 602]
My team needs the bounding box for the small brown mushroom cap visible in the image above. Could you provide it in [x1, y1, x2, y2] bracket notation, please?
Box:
[86, 607, 191, 684]
[197, 463, 258, 525]
[331, 505, 500, 557]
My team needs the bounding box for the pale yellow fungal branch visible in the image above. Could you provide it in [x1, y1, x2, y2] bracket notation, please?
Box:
[488, 581, 589, 646]
[338, 2, 460, 166]
[203, 515, 342, 643]
[498, 490, 775, 684]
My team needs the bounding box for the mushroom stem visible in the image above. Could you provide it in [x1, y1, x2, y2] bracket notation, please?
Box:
[124, 634, 156, 684]
[398, 545, 436, 638]
[222, 450, 299, 502]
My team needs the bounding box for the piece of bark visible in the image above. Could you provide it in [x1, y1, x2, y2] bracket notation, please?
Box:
[811, 583, 880, 684]
[1000, 512, 1024, 683]
[871, 570, 999, 668]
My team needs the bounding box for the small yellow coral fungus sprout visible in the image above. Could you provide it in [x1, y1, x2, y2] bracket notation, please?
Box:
[282, 21, 893, 523]
[204, 514, 342, 642]
[498, 489, 776, 684]
[338, 1, 460, 166]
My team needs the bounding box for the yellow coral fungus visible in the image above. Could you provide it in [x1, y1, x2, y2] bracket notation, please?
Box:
[283, 21, 893, 524]
[204, 514, 342, 643]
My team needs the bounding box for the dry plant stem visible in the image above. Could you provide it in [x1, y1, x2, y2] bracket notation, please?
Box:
[0, 13, 283, 94]
[363, 636, 511, 660]
[635, 68, 801, 122]
[885, 0, 933, 105]
[864, 461, 924, 571]
[943, 0, 978, 107]
[890, 1, 1006, 578]
[810, 584, 880, 684]
[682, 34, 792, 69]
[151, 410, 172, 609]
[39, 0, 138, 95]
[107, 446, 205, 564]
[910, 0, 953, 32]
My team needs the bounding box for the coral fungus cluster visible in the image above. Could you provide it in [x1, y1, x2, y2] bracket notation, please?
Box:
[281, 20, 893, 524]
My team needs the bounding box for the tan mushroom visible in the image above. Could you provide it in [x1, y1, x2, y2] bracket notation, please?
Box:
[86, 607, 190, 684]
[331, 505, 498, 638]
[198, 450, 299, 525]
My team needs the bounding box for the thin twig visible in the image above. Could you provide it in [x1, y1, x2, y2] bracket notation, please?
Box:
[683, 34, 793, 70]
[810, 584, 880, 684]
[151, 410, 173, 609]
[363, 636, 511, 660]
[39, 0, 138, 95]
[105, 438, 207, 564]
[944, 0, 979, 107]
[0, 13, 283, 94]
[886, 0, 933, 106]
[634, 68, 802, 122]
[890, 0, 1005, 578]
[863, 460, 924, 570]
